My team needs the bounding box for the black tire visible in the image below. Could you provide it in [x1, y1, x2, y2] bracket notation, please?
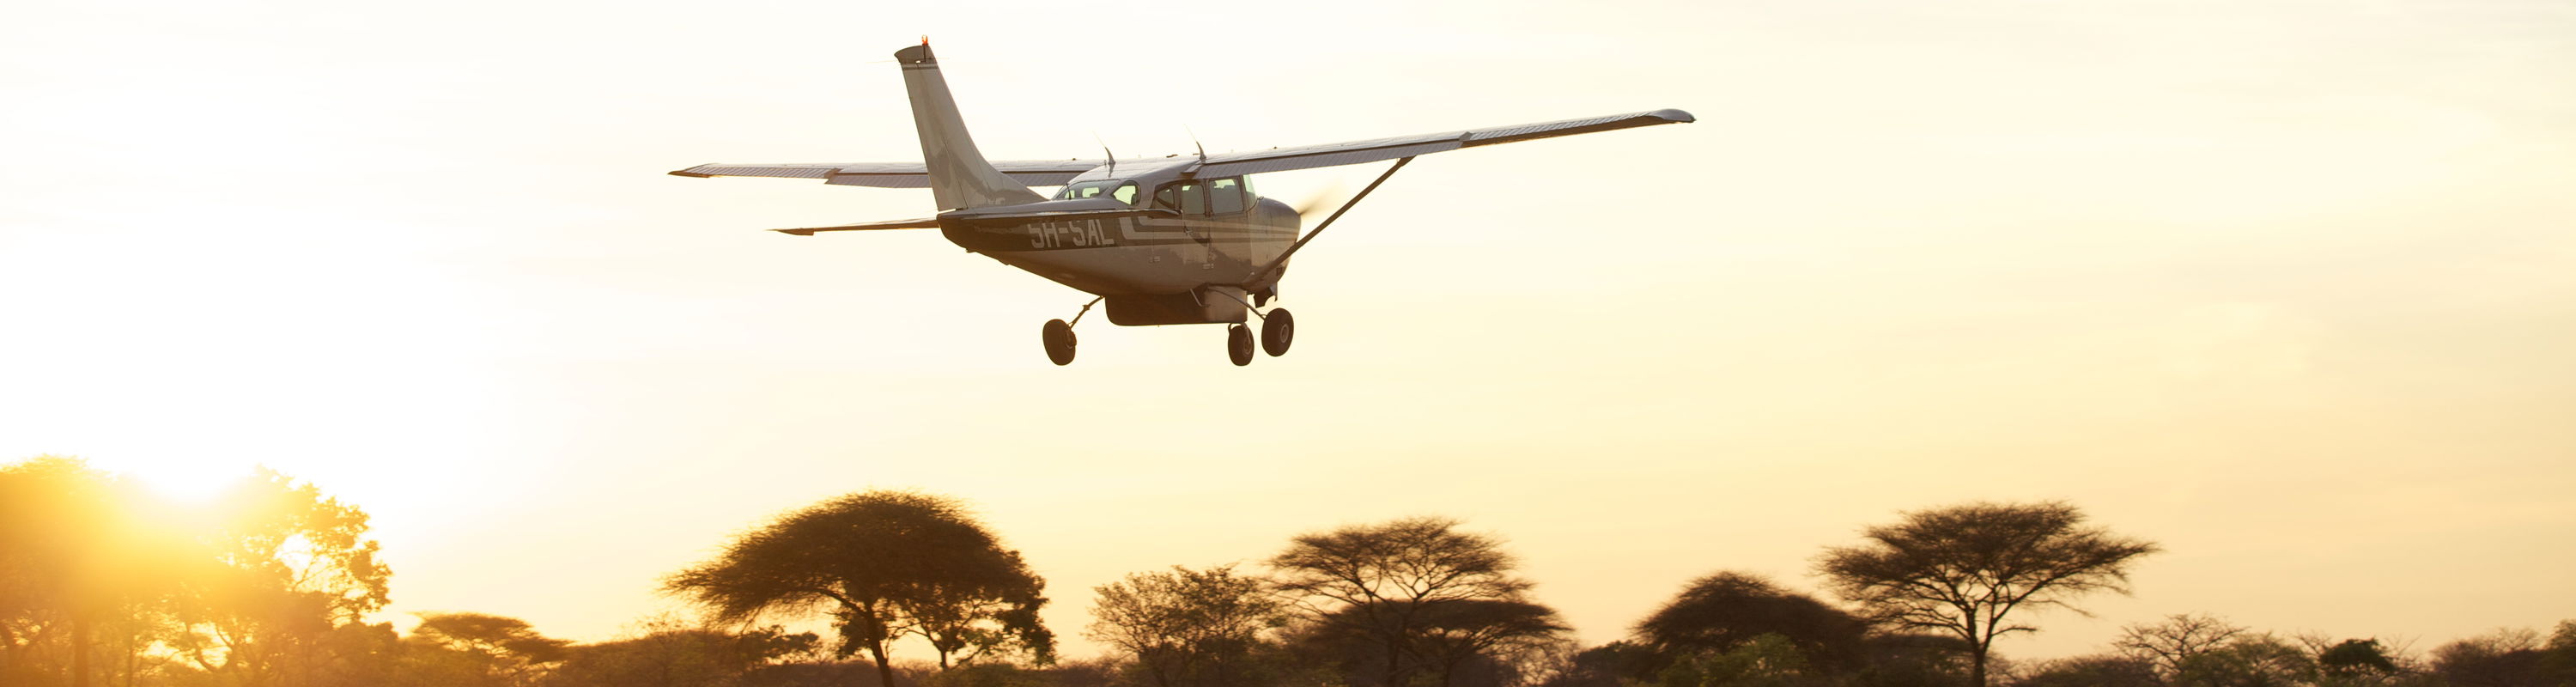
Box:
[1227, 324, 1255, 367]
[1042, 319, 1077, 366]
[1261, 308, 1295, 356]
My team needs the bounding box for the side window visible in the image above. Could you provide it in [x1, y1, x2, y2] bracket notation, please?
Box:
[1060, 179, 1136, 205]
[1156, 182, 1209, 215]
[1210, 178, 1245, 215]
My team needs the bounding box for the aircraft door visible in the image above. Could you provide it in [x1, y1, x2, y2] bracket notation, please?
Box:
[1146, 180, 1215, 274]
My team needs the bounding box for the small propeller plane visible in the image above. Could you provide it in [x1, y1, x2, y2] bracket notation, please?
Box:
[671, 40, 1692, 366]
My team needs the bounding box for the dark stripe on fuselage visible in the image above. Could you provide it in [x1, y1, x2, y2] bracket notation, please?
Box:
[941, 216, 1294, 253]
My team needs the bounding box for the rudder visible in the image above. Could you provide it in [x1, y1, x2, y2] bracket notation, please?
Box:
[896, 42, 1046, 210]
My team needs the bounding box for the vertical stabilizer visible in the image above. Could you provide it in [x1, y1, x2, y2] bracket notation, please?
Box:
[896, 42, 1045, 210]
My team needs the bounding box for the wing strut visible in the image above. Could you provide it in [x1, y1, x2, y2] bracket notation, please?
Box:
[1243, 156, 1413, 289]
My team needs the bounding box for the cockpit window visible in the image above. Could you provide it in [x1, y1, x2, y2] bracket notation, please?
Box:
[1058, 180, 1139, 205]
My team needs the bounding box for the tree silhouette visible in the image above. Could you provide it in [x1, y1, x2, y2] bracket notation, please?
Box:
[0, 457, 169, 687]
[407, 612, 569, 687]
[665, 490, 1052, 687]
[1270, 516, 1546, 687]
[1086, 565, 1288, 687]
[1632, 572, 1866, 674]
[2115, 613, 2247, 681]
[163, 468, 393, 686]
[1814, 501, 2159, 687]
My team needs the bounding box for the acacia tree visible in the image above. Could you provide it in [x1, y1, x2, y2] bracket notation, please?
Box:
[2115, 613, 2247, 681]
[1086, 565, 1289, 687]
[405, 612, 570, 687]
[665, 490, 1052, 687]
[1632, 572, 1867, 675]
[1269, 516, 1552, 687]
[1814, 501, 2159, 687]
[1400, 599, 1571, 687]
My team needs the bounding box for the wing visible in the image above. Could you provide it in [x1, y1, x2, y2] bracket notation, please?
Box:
[674, 108, 1692, 186]
[670, 160, 1105, 188]
[1193, 108, 1693, 177]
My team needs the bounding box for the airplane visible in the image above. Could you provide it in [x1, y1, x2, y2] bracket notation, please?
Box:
[671, 40, 1692, 366]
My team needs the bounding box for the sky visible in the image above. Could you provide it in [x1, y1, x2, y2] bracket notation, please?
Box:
[4, 0, 2573, 666]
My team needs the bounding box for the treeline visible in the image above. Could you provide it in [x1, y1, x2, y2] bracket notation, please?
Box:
[6, 456, 2572, 687]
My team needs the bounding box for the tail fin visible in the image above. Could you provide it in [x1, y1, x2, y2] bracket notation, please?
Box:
[895, 42, 1045, 210]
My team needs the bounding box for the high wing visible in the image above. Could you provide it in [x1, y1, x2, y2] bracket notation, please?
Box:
[671, 108, 1692, 189]
[1194, 108, 1694, 177]
[670, 160, 1104, 188]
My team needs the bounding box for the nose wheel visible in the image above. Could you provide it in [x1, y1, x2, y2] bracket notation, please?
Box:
[1227, 324, 1255, 366]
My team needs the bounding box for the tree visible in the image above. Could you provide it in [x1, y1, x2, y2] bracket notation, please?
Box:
[0, 457, 168, 687]
[2115, 613, 2247, 680]
[162, 467, 394, 687]
[2175, 635, 2315, 687]
[1814, 501, 2159, 687]
[1631, 572, 1866, 675]
[405, 612, 570, 687]
[1400, 599, 1572, 687]
[1649, 633, 1820, 687]
[2012, 654, 2159, 687]
[2433, 627, 2546, 687]
[665, 490, 1053, 687]
[1269, 516, 1541, 687]
[2312, 638, 2403, 684]
[541, 617, 817, 687]
[2541, 621, 2576, 687]
[1086, 565, 1289, 687]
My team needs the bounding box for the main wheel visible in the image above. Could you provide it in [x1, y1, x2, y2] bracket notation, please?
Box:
[1226, 324, 1255, 367]
[1261, 307, 1295, 356]
[1042, 319, 1077, 366]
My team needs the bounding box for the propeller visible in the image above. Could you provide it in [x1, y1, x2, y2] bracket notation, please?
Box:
[1291, 179, 1352, 228]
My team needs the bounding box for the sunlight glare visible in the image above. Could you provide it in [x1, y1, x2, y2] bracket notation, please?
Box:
[124, 459, 252, 505]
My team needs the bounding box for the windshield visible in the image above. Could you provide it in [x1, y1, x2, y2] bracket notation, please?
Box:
[1057, 180, 1139, 205]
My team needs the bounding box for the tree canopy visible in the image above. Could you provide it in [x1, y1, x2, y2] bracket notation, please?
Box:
[1270, 516, 1563, 687]
[666, 489, 1054, 687]
[1086, 565, 1288, 687]
[1815, 501, 2159, 687]
[1632, 571, 1868, 674]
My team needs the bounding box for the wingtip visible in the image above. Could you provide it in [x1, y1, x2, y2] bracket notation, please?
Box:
[1651, 108, 1697, 124]
[771, 228, 817, 236]
[669, 167, 715, 178]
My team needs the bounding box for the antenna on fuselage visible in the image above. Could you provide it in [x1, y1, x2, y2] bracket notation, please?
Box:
[1183, 125, 1208, 176]
[1093, 132, 1115, 178]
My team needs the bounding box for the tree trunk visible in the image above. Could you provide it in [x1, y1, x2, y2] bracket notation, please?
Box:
[868, 640, 896, 687]
[1970, 642, 1989, 687]
[72, 612, 93, 687]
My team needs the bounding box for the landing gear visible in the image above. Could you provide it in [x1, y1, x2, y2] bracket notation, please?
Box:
[1227, 324, 1255, 366]
[1261, 308, 1294, 356]
[1042, 319, 1077, 366]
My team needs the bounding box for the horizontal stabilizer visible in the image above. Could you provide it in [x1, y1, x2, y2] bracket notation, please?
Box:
[770, 217, 941, 235]
[671, 160, 1108, 188]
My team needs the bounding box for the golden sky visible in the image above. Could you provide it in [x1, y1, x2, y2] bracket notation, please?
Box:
[4, 0, 2572, 664]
